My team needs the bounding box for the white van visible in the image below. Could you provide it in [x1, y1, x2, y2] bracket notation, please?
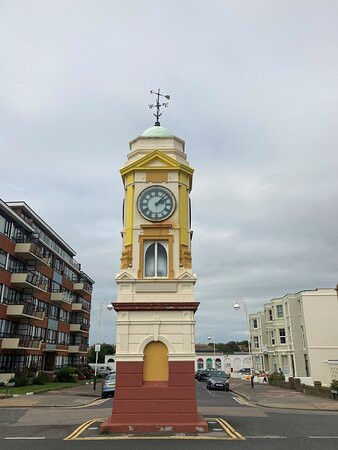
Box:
[88, 364, 114, 375]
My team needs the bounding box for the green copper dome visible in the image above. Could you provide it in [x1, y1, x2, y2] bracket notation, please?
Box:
[141, 126, 172, 137]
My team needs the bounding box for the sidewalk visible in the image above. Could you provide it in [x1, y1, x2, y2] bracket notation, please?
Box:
[230, 378, 338, 411]
[0, 382, 100, 408]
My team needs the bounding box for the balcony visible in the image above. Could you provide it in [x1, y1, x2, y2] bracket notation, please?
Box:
[70, 323, 89, 334]
[14, 243, 52, 267]
[6, 303, 44, 320]
[68, 344, 88, 353]
[50, 291, 73, 305]
[1, 336, 42, 350]
[71, 302, 89, 313]
[10, 272, 49, 294]
[73, 282, 92, 296]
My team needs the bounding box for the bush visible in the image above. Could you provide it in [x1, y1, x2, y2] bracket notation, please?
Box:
[268, 372, 285, 384]
[10, 376, 29, 387]
[31, 374, 49, 385]
[55, 367, 77, 382]
[331, 379, 338, 390]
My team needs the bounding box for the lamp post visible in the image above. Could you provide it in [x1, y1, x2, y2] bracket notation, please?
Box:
[233, 298, 254, 388]
[207, 336, 216, 368]
[93, 300, 112, 391]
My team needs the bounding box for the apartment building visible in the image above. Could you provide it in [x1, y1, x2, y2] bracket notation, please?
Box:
[249, 289, 338, 386]
[0, 200, 94, 379]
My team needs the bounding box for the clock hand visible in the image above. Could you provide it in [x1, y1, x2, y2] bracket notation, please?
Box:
[155, 197, 166, 206]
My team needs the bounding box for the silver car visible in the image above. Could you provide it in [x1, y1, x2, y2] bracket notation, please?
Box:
[206, 370, 230, 391]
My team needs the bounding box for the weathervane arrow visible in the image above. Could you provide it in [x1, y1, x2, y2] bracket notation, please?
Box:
[148, 89, 171, 126]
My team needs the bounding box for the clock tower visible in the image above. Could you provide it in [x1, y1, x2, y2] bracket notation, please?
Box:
[101, 115, 207, 433]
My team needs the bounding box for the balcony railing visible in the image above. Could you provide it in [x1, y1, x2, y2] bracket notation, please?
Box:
[10, 271, 49, 293]
[1, 335, 42, 350]
[50, 290, 73, 305]
[70, 323, 89, 334]
[68, 344, 88, 353]
[73, 282, 92, 296]
[71, 302, 90, 312]
[6, 302, 44, 320]
[14, 242, 52, 267]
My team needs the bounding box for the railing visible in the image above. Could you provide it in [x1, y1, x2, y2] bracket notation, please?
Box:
[22, 303, 44, 319]
[72, 299, 90, 312]
[26, 271, 49, 290]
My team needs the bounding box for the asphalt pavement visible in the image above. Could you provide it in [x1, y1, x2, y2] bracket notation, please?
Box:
[0, 379, 337, 449]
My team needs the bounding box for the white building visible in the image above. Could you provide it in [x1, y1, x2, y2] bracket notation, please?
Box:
[195, 351, 250, 374]
[249, 288, 338, 386]
[106, 351, 251, 375]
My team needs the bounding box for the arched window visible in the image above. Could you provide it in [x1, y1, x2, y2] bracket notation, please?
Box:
[144, 241, 168, 277]
[206, 358, 213, 369]
[197, 358, 204, 369]
[215, 358, 222, 369]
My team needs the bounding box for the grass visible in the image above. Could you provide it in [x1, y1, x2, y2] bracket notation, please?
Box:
[0, 380, 91, 395]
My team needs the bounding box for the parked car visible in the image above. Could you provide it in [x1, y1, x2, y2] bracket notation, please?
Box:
[195, 369, 203, 379]
[236, 368, 251, 374]
[101, 372, 116, 399]
[207, 370, 230, 391]
[89, 364, 114, 376]
[198, 369, 211, 381]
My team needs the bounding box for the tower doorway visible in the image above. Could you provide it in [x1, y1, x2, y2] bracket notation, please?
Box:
[143, 341, 168, 381]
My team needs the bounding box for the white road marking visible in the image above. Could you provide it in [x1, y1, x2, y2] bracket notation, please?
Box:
[87, 427, 98, 430]
[309, 436, 338, 439]
[246, 435, 286, 439]
[212, 428, 224, 431]
[5, 437, 46, 440]
[204, 387, 215, 397]
[232, 395, 252, 406]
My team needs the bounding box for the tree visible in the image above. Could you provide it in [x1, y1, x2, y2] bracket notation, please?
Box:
[88, 343, 116, 364]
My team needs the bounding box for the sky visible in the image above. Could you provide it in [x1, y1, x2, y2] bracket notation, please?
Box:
[1, 0, 338, 345]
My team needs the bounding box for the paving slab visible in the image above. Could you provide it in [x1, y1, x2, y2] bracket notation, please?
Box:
[230, 378, 338, 411]
[0, 383, 100, 408]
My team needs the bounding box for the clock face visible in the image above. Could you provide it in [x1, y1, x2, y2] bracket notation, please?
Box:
[137, 186, 176, 221]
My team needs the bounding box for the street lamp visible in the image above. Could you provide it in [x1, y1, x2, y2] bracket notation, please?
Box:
[208, 336, 216, 367]
[233, 298, 254, 387]
[93, 301, 113, 391]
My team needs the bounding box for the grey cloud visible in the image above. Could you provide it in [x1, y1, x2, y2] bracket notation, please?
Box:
[1, 0, 338, 344]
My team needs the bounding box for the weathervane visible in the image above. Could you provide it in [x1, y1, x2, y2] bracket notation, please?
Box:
[148, 89, 170, 126]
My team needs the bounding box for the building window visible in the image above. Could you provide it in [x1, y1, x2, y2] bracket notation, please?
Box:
[253, 319, 258, 329]
[279, 328, 286, 344]
[144, 241, 168, 277]
[271, 331, 275, 345]
[253, 336, 259, 349]
[0, 250, 7, 269]
[300, 325, 306, 348]
[276, 305, 283, 318]
[268, 309, 273, 321]
[7, 256, 25, 273]
[298, 299, 302, 315]
[49, 304, 59, 320]
[46, 329, 57, 344]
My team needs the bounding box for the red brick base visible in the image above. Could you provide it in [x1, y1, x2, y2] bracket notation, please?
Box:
[100, 361, 208, 433]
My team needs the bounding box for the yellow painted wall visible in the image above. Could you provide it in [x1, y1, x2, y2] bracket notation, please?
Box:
[143, 341, 169, 381]
[124, 173, 134, 246]
[179, 172, 189, 246]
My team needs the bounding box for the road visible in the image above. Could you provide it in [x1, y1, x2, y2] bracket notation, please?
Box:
[0, 380, 337, 449]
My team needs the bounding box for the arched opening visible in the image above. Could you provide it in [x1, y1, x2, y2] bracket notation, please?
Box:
[143, 341, 169, 381]
[107, 358, 115, 363]
[206, 358, 213, 369]
[144, 241, 168, 277]
[197, 358, 204, 369]
[215, 358, 222, 369]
